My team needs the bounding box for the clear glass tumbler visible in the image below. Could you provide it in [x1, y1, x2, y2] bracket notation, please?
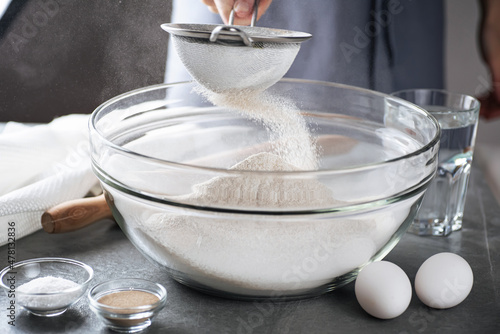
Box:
[392, 89, 480, 236]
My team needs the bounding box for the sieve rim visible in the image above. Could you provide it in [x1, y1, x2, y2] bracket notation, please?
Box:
[161, 23, 312, 44]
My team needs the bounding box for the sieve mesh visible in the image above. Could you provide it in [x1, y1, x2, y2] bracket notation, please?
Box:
[162, 24, 311, 93]
[172, 36, 300, 93]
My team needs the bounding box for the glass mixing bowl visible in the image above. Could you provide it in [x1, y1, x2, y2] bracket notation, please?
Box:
[90, 79, 440, 300]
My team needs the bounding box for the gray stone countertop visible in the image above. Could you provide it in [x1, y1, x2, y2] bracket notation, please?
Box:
[1, 166, 499, 334]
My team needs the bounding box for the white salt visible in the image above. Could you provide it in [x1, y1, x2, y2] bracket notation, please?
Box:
[17, 276, 81, 311]
[18, 276, 79, 294]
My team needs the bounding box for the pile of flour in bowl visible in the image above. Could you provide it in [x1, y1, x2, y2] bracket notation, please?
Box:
[178, 152, 335, 209]
[127, 87, 407, 295]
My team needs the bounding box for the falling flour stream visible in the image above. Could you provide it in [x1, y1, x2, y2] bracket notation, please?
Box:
[194, 86, 319, 170]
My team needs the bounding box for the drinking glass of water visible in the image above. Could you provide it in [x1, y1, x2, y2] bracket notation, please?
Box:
[392, 89, 480, 236]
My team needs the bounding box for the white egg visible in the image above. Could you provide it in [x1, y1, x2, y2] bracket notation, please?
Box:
[355, 261, 412, 319]
[415, 252, 473, 309]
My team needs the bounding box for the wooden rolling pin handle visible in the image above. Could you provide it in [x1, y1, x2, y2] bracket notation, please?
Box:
[41, 194, 113, 233]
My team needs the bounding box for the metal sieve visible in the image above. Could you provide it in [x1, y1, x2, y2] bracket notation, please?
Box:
[161, 3, 311, 93]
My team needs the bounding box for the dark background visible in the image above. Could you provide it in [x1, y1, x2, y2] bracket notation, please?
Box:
[0, 0, 172, 122]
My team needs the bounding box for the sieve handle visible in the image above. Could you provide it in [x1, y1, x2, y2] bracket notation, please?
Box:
[210, 26, 251, 45]
[251, 0, 260, 27]
[229, 8, 235, 25]
[212, 0, 260, 46]
[229, 0, 260, 27]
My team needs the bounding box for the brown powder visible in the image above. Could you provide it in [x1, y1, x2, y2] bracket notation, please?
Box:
[98, 290, 160, 327]
[98, 290, 159, 309]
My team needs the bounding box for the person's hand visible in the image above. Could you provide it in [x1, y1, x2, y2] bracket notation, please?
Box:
[200, 0, 273, 25]
[478, 0, 500, 119]
[477, 87, 500, 119]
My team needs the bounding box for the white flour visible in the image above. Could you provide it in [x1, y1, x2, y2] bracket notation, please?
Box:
[128, 152, 406, 296]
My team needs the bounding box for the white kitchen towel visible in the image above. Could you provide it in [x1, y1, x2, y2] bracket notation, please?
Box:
[0, 115, 99, 246]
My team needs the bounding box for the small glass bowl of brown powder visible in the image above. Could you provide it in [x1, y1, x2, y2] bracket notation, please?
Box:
[88, 278, 167, 333]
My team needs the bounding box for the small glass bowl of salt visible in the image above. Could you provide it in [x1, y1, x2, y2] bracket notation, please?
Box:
[0, 257, 94, 317]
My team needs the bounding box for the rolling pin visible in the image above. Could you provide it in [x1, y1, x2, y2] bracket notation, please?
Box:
[41, 194, 113, 233]
[41, 134, 358, 233]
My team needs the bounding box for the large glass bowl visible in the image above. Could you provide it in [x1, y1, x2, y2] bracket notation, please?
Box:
[90, 79, 440, 300]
